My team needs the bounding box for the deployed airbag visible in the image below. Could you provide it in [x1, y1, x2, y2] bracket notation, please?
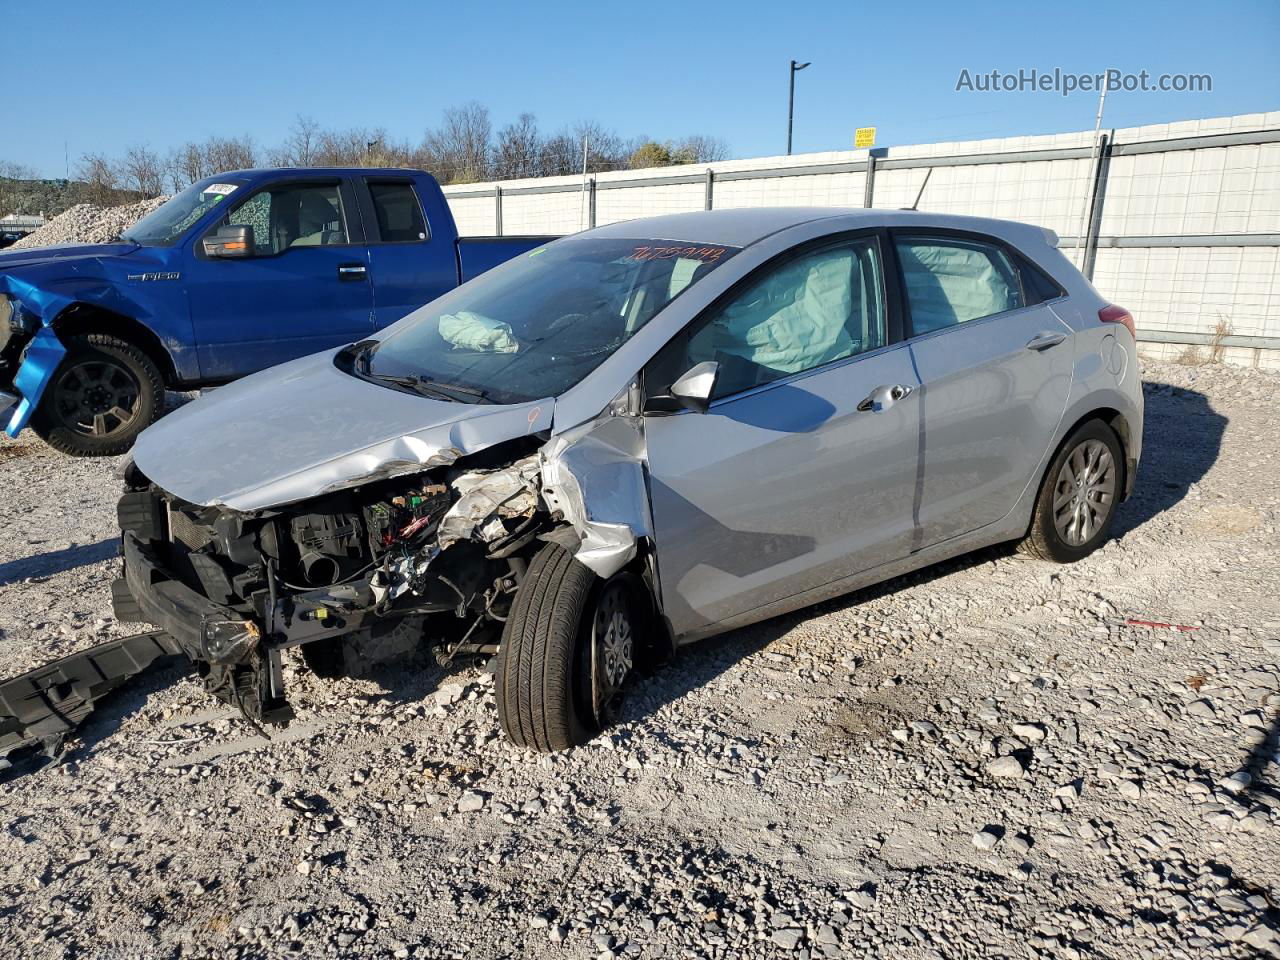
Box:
[691, 248, 855, 377]
[439, 311, 519, 353]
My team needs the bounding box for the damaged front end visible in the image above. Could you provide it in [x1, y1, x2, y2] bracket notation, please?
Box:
[114, 439, 577, 725]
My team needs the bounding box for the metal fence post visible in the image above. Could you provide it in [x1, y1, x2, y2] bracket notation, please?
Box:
[494, 185, 503, 236]
[705, 168, 715, 210]
[1082, 132, 1113, 281]
[588, 176, 597, 229]
[864, 149, 883, 208]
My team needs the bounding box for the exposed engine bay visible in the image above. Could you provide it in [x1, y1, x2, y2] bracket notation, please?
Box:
[113, 436, 609, 727]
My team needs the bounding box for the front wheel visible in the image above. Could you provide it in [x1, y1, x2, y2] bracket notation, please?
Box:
[495, 542, 636, 752]
[1019, 419, 1124, 563]
[30, 333, 165, 457]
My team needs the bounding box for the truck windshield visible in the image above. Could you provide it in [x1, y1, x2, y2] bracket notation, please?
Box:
[121, 179, 246, 247]
[363, 237, 739, 404]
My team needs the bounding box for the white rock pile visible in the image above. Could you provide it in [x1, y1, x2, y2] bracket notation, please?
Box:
[10, 196, 171, 249]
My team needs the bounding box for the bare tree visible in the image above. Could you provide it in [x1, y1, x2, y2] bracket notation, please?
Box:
[493, 113, 542, 180]
[166, 142, 208, 191]
[422, 102, 492, 183]
[273, 115, 322, 167]
[75, 152, 121, 204]
[203, 136, 256, 175]
[670, 135, 730, 163]
[121, 145, 165, 198]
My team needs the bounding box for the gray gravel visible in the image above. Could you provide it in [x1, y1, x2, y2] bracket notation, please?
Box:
[9, 196, 170, 249]
[1, 357, 1278, 959]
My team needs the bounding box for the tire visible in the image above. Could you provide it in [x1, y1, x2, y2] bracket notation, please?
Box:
[1019, 419, 1124, 563]
[495, 542, 636, 752]
[30, 333, 165, 457]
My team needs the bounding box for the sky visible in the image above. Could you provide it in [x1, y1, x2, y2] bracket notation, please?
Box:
[5, 0, 1279, 178]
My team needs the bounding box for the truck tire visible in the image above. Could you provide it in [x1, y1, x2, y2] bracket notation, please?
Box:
[30, 333, 165, 457]
[1018, 419, 1124, 563]
[495, 541, 636, 752]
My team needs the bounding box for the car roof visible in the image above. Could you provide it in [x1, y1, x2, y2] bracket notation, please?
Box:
[582, 207, 1059, 251]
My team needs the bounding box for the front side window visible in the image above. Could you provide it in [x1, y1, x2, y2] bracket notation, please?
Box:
[217, 183, 348, 255]
[654, 236, 886, 401]
[896, 237, 1025, 334]
[361, 238, 739, 404]
[368, 182, 427, 242]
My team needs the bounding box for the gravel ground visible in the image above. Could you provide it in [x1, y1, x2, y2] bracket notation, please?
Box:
[0, 358, 1277, 960]
[9, 197, 170, 249]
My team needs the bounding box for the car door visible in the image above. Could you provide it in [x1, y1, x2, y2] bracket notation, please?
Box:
[358, 178, 459, 328]
[893, 232, 1074, 548]
[642, 233, 921, 637]
[185, 178, 374, 380]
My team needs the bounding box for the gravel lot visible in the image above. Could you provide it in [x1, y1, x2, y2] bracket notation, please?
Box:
[1, 358, 1277, 960]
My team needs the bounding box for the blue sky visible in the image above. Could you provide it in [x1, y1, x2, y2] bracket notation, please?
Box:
[6, 0, 1278, 177]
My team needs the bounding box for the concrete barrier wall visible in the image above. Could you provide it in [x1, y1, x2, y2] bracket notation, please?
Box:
[443, 112, 1280, 368]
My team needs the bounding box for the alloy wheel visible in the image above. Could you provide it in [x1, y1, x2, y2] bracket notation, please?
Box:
[1051, 438, 1116, 546]
[52, 359, 142, 438]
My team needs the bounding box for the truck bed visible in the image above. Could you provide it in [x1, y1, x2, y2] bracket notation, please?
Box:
[457, 236, 558, 283]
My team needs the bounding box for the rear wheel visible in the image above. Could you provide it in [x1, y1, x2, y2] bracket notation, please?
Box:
[1019, 419, 1124, 563]
[495, 542, 636, 752]
[30, 333, 164, 456]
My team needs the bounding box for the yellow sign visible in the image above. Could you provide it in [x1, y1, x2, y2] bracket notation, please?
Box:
[855, 127, 877, 148]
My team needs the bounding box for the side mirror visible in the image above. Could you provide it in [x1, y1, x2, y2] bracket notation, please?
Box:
[667, 360, 719, 414]
[203, 224, 253, 258]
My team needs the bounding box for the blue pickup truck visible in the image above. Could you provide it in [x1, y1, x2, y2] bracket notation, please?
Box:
[0, 168, 551, 455]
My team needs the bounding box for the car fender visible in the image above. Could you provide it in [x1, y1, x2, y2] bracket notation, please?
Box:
[2, 275, 75, 436]
[540, 409, 653, 581]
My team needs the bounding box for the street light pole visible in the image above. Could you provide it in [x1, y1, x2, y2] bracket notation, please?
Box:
[787, 59, 810, 155]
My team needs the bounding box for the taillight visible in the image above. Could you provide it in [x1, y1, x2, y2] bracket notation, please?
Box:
[1099, 304, 1135, 340]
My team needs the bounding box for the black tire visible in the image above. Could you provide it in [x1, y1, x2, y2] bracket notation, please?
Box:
[495, 542, 635, 752]
[30, 333, 165, 457]
[1019, 419, 1125, 563]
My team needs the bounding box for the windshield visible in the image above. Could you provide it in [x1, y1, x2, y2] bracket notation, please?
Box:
[363, 237, 739, 404]
[121, 178, 245, 246]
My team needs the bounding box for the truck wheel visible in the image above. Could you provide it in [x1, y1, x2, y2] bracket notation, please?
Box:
[495, 542, 636, 752]
[30, 333, 165, 457]
[1018, 419, 1124, 563]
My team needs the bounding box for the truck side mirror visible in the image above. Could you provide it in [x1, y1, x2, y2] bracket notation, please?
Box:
[650, 360, 721, 414]
[203, 224, 253, 258]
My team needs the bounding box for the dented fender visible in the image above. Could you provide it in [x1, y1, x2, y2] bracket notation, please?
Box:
[2, 275, 76, 436]
[540, 413, 652, 579]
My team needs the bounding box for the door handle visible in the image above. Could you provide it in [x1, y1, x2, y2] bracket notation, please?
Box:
[857, 383, 913, 413]
[337, 263, 368, 281]
[1026, 331, 1066, 351]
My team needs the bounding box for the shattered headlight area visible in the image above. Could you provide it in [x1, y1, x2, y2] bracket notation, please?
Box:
[115, 447, 559, 727]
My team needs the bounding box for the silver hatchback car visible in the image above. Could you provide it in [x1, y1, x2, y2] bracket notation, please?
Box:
[118, 208, 1142, 751]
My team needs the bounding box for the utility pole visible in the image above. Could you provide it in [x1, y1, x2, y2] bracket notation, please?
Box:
[787, 59, 811, 155]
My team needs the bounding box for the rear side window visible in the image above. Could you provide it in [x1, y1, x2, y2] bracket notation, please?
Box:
[896, 237, 1025, 334]
[368, 182, 427, 242]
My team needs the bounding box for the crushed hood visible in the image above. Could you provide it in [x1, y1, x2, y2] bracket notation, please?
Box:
[0, 242, 140, 272]
[132, 349, 554, 512]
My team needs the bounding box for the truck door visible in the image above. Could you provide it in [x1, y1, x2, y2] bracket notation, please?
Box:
[185, 178, 374, 380]
[358, 177, 459, 328]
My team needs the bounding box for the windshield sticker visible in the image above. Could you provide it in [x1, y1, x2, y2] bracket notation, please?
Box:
[203, 183, 239, 196]
[627, 245, 729, 263]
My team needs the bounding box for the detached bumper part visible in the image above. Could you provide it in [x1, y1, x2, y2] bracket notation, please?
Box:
[0, 631, 180, 764]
